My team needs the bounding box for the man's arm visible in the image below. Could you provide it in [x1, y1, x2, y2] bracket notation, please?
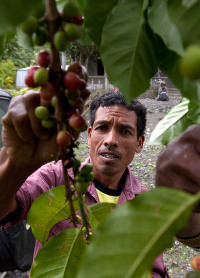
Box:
[156, 125, 200, 246]
[0, 91, 58, 220]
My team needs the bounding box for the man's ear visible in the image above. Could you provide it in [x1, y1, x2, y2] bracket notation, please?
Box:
[87, 127, 92, 146]
[136, 135, 145, 153]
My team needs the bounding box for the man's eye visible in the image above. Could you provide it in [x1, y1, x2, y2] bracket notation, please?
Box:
[122, 129, 131, 135]
[96, 125, 107, 131]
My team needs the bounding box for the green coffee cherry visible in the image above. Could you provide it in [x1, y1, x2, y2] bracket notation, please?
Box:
[35, 106, 50, 120]
[53, 31, 68, 51]
[76, 181, 89, 194]
[64, 23, 81, 40]
[34, 68, 49, 85]
[51, 96, 57, 109]
[84, 172, 95, 182]
[32, 27, 48, 46]
[73, 159, 81, 171]
[81, 226, 87, 234]
[76, 215, 82, 224]
[20, 16, 38, 34]
[80, 164, 93, 176]
[180, 44, 200, 80]
[41, 119, 55, 128]
[74, 174, 84, 183]
[63, 0, 80, 18]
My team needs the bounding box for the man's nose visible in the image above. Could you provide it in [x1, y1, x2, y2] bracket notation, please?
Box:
[104, 129, 119, 147]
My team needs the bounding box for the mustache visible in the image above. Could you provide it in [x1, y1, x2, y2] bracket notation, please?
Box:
[98, 147, 122, 158]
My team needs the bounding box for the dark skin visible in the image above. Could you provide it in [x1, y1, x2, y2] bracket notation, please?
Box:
[1, 91, 200, 242]
[156, 124, 200, 238]
[88, 106, 144, 190]
[0, 91, 58, 219]
[156, 124, 200, 196]
[0, 92, 144, 220]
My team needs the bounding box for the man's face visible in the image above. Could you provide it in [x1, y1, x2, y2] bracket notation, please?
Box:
[88, 105, 144, 181]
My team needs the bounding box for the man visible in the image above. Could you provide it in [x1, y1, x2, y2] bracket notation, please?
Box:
[0, 91, 168, 277]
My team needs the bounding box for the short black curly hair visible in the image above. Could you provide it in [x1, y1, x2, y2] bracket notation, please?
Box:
[89, 91, 147, 138]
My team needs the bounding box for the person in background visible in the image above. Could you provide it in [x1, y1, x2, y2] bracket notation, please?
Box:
[155, 67, 161, 78]
[114, 86, 119, 92]
[86, 83, 92, 90]
[156, 81, 169, 101]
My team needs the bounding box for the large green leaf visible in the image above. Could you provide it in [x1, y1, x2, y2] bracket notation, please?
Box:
[17, 27, 34, 49]
[31, 228, 86, 278]
[100, 0, 161, 102]
[167, 0, 200, 47]
[77, 188, 200, 278]
[27, 185, 79, 245]
[88, 202, 116, 233]
[160, 48, 200, 104]
[182, 0, 199, 8]
[148, 98, 194, 145]
[0, 0, 45, 34]
[148, 0, 184, 56]
[188, 101, 200, 124]
[84, 0, 118, 46]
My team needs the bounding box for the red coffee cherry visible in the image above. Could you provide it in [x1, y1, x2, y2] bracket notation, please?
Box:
[25, 66, 40, 88]
[80, 88, 91, 100]
[40, 82, 56, 101]
[63, 71, 82, 91]
[68, 61, 82, 75]
[68, 110, 87, 131]
[37, 51, 51, 68]
[56, 130, 71, 146]
[70, 14, 83, 26]
[191, 256, 200, 271]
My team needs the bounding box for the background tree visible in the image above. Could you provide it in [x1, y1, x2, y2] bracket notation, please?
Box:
[67, 42, 99, 69]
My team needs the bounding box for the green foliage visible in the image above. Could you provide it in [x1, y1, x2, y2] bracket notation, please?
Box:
[1, 35, 38, 68]
[149, 98, 191, 145]
[0, 0, 44, 35]
[1, 1, 200, 277]
[0, 59, 16, 89]
[84, 0, 200, 104]
[67, 42, 99, 66]
[31, 228, 87, 278]
[149, 97, 200, 145]
[77, 188, 200, 278]
[27, 185, 79, 245]
[88, 202, 116, 233]
[27, 186, 200, 278]
[9, 87, 30, 97]
[148, 0, 184, 56]
[84, 0, 118, 46]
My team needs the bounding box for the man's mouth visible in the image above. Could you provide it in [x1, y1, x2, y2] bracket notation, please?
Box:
[99, 149, 121, 159]
[101, 153, 118, 159]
